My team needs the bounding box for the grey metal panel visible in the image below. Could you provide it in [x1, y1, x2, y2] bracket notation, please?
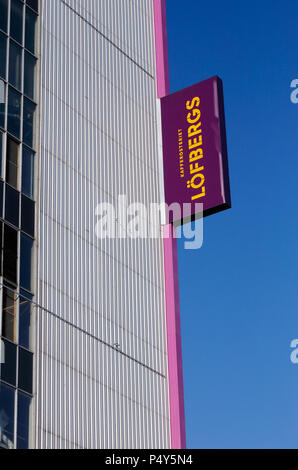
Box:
[35, 0, 170, 449]
[61, 0, 156, 76]
[36, 309, 170, 449]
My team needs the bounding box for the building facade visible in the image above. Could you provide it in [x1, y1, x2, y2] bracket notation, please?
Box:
[0, 0, 185, 449]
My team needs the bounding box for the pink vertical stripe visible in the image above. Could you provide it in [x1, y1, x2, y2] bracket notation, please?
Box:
[153, 0, 187, 449]
[162, 225, 187, 449]
[153, 0, 170, 97]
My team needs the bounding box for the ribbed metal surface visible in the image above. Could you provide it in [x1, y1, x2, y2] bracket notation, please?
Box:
[62, 0, 155, 76]
[35, 0, 170, 448]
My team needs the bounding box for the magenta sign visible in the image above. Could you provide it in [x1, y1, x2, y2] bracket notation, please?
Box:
[161, 76, 231, 225]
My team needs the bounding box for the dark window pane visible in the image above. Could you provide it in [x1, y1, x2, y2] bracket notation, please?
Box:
[26, 0, 38, 13]
[0, 338, 17, 386]
[5, 184, 20, 227]
[6, 136, 20, 189]
[22, 147, 34, 198]
[0, 130, 3, 178]
[20, 233, 34, 292]
[10, 0, 23, 45]
[24, 53, 37, 100]
[23, 98, 36, 148]
[21, 194, 34, 236]
[17, 391, 31, 449]
[0, 383, 15, 449]
[9, 40, 22, 91]
[0, 32, 7, 79]
[2, 285, 17, 342]
[7, 87, 21, 138]
[0, 221, 2, 274]
[18, 347, 33, 394]
[0, 181, 3, 218]
[19, 290, 33, 349]
[25, 7, 38, 54]
[0, 79, 5, 129]
[3, 224, 18, 284]
[0, 0, 8, 33]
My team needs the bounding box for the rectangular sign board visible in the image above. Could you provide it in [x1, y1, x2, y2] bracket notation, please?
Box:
[161, 76, 231, 225]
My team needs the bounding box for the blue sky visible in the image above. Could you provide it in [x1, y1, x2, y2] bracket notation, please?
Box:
[166, 0, 298, 449]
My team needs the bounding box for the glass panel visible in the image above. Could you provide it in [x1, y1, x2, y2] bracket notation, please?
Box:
[0, 220, 2, 273]
[9, 40, 22, 91]
[0, 181, 3, 218]
[6, 136, 20, 189]
[0, 79, 5, 129]
[23, 98, 36, 148]
[25, 7, 38, 54]
[26, 0, 38, 13]
[0, 130, 2, 178]
[0, 0, 8, 33]
[24, 52, 36, 100]
[2, 285, 17, 343]
[3, 224, 18, 285]
[0, 338, 17, 386]
[18, 347, 33, 394]
[10, 0, 23, 45]
[21, 194, 34, 236]
[7, 87, 21, 138]
[20, 233, 34, 292]
[21, 146, 34, 198]
[0, 32, 7, 79]
[5, 184, 20, 227]
[17, 392, 31, 449]
[0, 383, 15, 449]
[19, 290, 33, 349]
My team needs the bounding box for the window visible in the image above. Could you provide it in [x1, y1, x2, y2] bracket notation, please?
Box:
[0, 221, 2, 272]
[21, 195, 34, 237]
[5, 184, 20, 228]
[20, 234, 34, 292]
[17, 391, 31, 449]
[23, 98, 36, 148]
[9, 40, 23, 91]
[10, 0, 23, 45]
[0, 181, 3, 218]
[25, 7, 38, 55]
[0, 383, 15, 449]
[6, 136, 20, 189]
[0, 79, 5, 130]
[7, 87, 21, 138]
[0, 32, 7, 80]
[24, 53, 37, 101]
[0, 130, 3, 178]
[2, 285, 17, 343]
[21, 146, 34, 198]
[19, 291, 33, 350]
[26, 0, 38, 13]
[0, 338, 17, 386]
[0, 0, 8, 33]
[3, 224, 18, 285]
[18, 347, 33, 394]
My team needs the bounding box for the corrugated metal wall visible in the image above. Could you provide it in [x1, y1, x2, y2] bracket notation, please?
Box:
[34, 0, 170, 449]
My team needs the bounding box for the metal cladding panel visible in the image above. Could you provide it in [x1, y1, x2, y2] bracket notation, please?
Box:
[35, 0, 170, 448]
[61, 0, 155, 76]
[37, 309, 169, 449]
